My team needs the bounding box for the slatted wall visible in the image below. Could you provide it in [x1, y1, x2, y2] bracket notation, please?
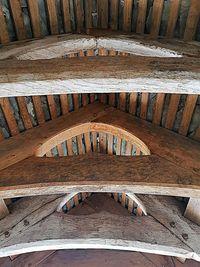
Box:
[0, 0, 199, 45]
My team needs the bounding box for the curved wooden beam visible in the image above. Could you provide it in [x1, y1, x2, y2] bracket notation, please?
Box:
[56, 192, 78, 212]
[0, 154, 200, 199]
[0, 194, 199, 261]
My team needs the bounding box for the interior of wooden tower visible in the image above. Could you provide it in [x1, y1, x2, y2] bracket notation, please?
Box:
[0, 0, 200, 266]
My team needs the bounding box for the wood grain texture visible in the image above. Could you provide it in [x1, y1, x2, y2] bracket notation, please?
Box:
[0, 102, 110, 170]
[85, 0, 93, 29]
[184, 198, 200, 226]
[61, 0, 71, 33]
[123, 0, 133, 32]
[0, 154, 200, 198]
[0, 194, 199, 261]
[0, 199, 9, 220]
[9, 0, 26, 40]
[165, 94, 181, 130]
[16, 97, 33, 130]
[97, 0, 108, 29]
[32, 96, 45, 124]
[27, 0, 41, 38]
[110, 0, 118, 30]
[184, 0, 200, 41]
[46, 0, 59, 35]
[150, 0, 164, 38]
[136, 0, 147, 34]
[153, 93, 165, 125]
[0, 56, 200, 96]
[0, 5, 9, 44]
[166, 0, 181, 38]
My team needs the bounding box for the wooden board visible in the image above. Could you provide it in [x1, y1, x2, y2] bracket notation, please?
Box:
[0, 154, 200, 198]
[0, 55, 199, 96]
[0, 194, 199, 261]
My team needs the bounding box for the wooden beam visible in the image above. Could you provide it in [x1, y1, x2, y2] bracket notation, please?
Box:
[0, 199, 9, 219]
[0, 154, 200, 199]
[184, 198, 200, 226]
[0, 102, 111, 170]
[0, 194, 199, 261]
[0, 56, 199, 96]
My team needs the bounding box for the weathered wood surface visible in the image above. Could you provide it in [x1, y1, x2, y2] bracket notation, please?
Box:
[0, 102, 111, 171]
[184, 198, 200, 226]
[0, 194, 199, 261]
[0, 154, 200, 199]
[0, 55, 199, 96]
[0, 200, 9, 219]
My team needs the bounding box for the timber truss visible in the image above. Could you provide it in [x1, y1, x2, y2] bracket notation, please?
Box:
[0, 102, 200, 261]
[0, 32, 200, 262]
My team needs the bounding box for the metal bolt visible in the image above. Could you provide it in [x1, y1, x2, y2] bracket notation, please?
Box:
[170, 221, 175, 228]
[24, 219, 29, 226]
[182, 233, 188, 240]
[4, 231, 10, 238]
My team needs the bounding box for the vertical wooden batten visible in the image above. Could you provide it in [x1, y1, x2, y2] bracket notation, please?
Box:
[136, 0, 147, 34]
[123, 0, 133, 32]
[166, 0, 180, 38]
[62, 0, 71, 33]
[184, 0, 200, 41]
[46, 0, 59, 35]
[27, 0, 41, 38]
[0, 5, 9, 44]
[150, 0, 164, 38]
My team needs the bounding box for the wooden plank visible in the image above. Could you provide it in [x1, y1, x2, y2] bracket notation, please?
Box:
[74, 0, 84, 33]
[27, 0, 41, 38]
[47, 95, 57, 119]
[0, 194, 199, 261]
[0, 154, 200, 198]
[140, 93, 148, 120]
[99, 132, 107, 153]
[129, 93, 137, 115]
[1, 56, 200, 97]
[184, 198, 200, 226]
[0, 199, 9, 220]
[61, 0, 71, 33]
[153, 93, 165, 125]
[17, 97, 33, 130]
[179, 95, 198, 136]
[46, 0, 59, 35]
[84, 132, 91, 153]
[136, 0, 147, 34]
[123, 0, 133, 32]
[85, 0, 93, 29]
[0, 5, 9, 44]
[0, 102, 109, 170]
[97, 0, 108, 29]
[165, 94, 181, 130]
[9, 0, 26, 40]
[32, 96, 45, 124]
[150, 0, 164, 38]
[184, 0, 200, 41]
[119, 93, 126, 111]
[166, 0, 181, 38]
[0, 98, 18, 136]
[66, 139, 73, 156]
[60, 95, 69, 115]
[110, 0, 118, 30]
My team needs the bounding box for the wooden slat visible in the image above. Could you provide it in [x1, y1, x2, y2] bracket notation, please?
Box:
[116, 137, 121, 156]
[74, 0, 84, 33]
[46, 0, 59, 35]
[179, 95, 198, 136]
[47, 95, 57, 119]
[110, 0, 118, 30]
[97, 0, 108, 29]
[0, 98, 18, 136]
[85, 0, 93, 29]
[109, 94, 115, 106]
[184, 198, 200, 226]
[153, 93, 165, 125]
[99, 132, 107, 153]
[123, 0, 133, 32]
[165, 94, 180, 130]
[150, 0, 164, 38]
[107, 134, 113, 155]
[17, 97, 33, 130]
[27, 0, 41, 38]
[140, 93, 148, 120]
[119, 93, 126, 111]
[0, 5, 9, 44]
[32, 96, 45, 124]
[9, 0, 26, 40]
[77, 134, 83, 154]
[66, 138, 73, 156]
[57, 143, 64, 156]
[61, 0, 71, 33]
[184, 0, 200, 41]
[84, 132, 91, 153]
[0, 153, 200, 198]
[129, 93, 137, 115]
[92, 132, 97, 152]
[166, 0, 180, 38]
[73, 94, 79, 110]
[136, 0, 147, 34]
[60, 95, 69, 115]
[1, 56, 199, 96]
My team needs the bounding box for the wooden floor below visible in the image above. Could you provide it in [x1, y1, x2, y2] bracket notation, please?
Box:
[0, 250, 200, 267]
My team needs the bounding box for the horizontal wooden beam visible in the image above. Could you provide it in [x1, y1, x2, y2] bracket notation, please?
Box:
[0, 194, 199, 261]
[0, 56, 199, 96]
[0, 154, 199, 199]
